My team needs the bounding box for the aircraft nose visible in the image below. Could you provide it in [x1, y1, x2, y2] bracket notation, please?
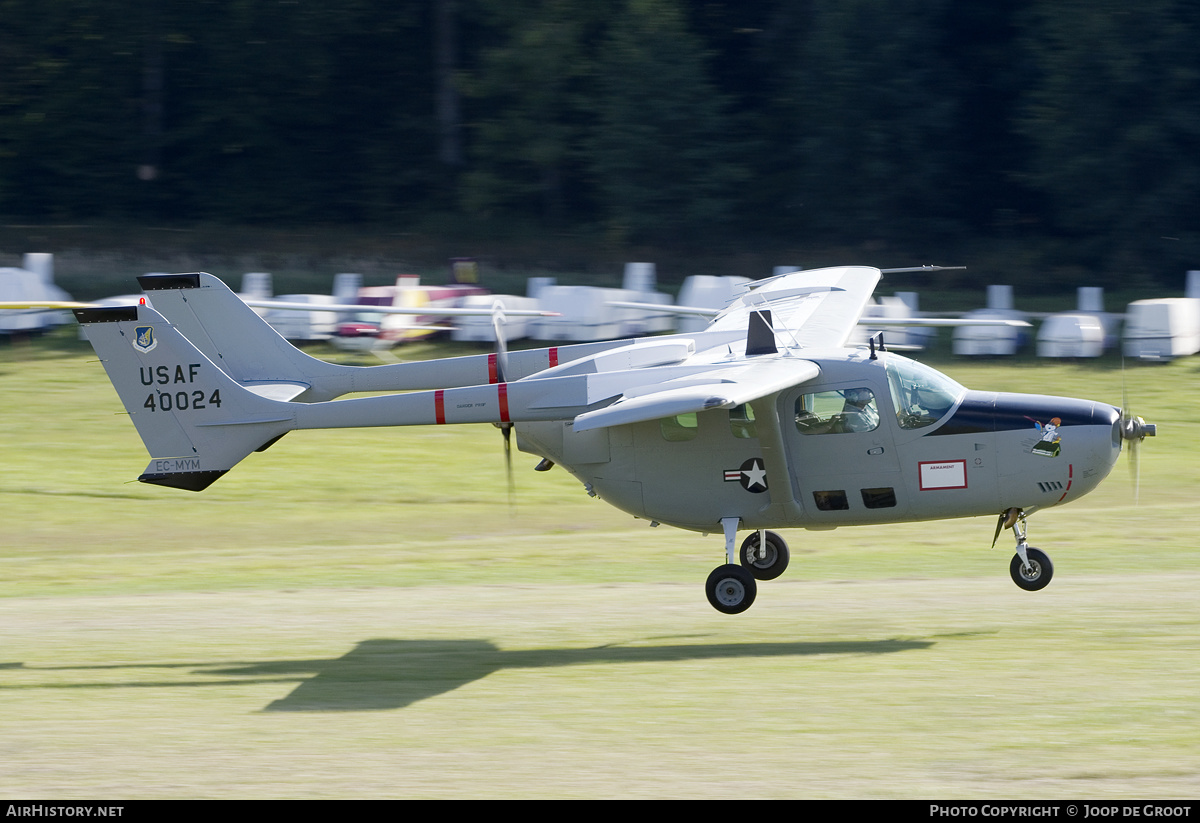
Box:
[993, 395, 1123, 492]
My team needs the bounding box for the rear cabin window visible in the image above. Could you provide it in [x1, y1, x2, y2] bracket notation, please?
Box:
[660, 412, 699, 442]
[729, 404, 757, 439]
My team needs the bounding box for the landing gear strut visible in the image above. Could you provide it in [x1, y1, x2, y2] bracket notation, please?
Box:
[706, 519, 792, 613]
[997, 508, 1054, 591]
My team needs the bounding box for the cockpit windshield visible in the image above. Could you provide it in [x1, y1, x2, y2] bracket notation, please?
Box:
[885, 355, 964, 430]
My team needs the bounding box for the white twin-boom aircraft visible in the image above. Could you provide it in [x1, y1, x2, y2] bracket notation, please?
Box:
[72, 267, 1155, 613]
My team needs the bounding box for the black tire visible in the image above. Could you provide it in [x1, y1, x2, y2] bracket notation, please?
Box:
[1010, 547, 1053, 591]
[706, 564, 758, 614]
[739, 531, 790, 581]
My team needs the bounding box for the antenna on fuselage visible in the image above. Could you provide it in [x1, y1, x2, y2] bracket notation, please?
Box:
[868, 331, 887, 360]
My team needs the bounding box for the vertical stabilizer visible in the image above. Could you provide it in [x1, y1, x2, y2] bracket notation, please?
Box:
[75, 303, 295, 490]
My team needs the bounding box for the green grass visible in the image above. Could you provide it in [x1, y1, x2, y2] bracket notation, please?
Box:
[1, 328, 1198, 798]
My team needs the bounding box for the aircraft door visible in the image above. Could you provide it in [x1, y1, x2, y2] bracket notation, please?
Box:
[781, 381, 907, 525]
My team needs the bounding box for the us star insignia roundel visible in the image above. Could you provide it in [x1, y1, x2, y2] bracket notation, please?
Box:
[724, 457, 768, 493]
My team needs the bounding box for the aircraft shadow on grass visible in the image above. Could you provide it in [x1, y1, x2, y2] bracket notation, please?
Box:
[4, 637, 933, 712]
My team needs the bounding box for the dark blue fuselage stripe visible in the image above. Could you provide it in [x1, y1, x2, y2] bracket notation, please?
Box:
[927, 394, 1117, 437]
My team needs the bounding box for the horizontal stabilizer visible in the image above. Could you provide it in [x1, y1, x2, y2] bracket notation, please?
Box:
[241, 297, 556, 317]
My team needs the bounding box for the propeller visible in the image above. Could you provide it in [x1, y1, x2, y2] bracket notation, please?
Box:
[491, 300, 515, 507]
[1120, 409, 1156, 503]
[1118, 359, 1157, 504]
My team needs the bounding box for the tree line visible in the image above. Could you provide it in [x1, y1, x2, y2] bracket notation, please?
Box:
[2, 0, 1198, 284]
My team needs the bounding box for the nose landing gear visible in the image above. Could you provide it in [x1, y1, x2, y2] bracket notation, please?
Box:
[1011, 546, 1053, 591]
[995, 507, 1054, 591]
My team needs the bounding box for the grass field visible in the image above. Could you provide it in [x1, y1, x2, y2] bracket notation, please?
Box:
[2, 328, 1198, 798]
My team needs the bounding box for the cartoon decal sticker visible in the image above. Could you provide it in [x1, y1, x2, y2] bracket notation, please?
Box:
[724, 458, 768, 493]
[133, 325, 157, 353]
[1031, 417, 1062, 457]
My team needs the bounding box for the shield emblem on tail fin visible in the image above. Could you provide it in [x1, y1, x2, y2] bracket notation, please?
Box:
[133, 325, 157, 353]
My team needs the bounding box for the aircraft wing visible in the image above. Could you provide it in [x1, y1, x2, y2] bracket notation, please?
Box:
[571, 357, 819, 432]
[541, 268, 875, 431]
[705, 266, 881, 351]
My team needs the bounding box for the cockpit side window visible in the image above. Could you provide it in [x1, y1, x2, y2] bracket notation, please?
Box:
[795, 388, 880, 434]
[885, 356, 964, 430]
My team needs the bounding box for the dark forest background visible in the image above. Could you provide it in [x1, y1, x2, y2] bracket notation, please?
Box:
[2, 0, 1199, 291]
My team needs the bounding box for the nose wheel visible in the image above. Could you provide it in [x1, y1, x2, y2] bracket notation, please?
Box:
[1010, 547, 1053, 591]
[996, 508, 1054, 591]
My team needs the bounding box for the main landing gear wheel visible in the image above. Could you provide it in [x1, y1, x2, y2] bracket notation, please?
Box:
[706, 564, 757, 614]
[1010, 547, 1053, 591]
[739, 531, 790, 580]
